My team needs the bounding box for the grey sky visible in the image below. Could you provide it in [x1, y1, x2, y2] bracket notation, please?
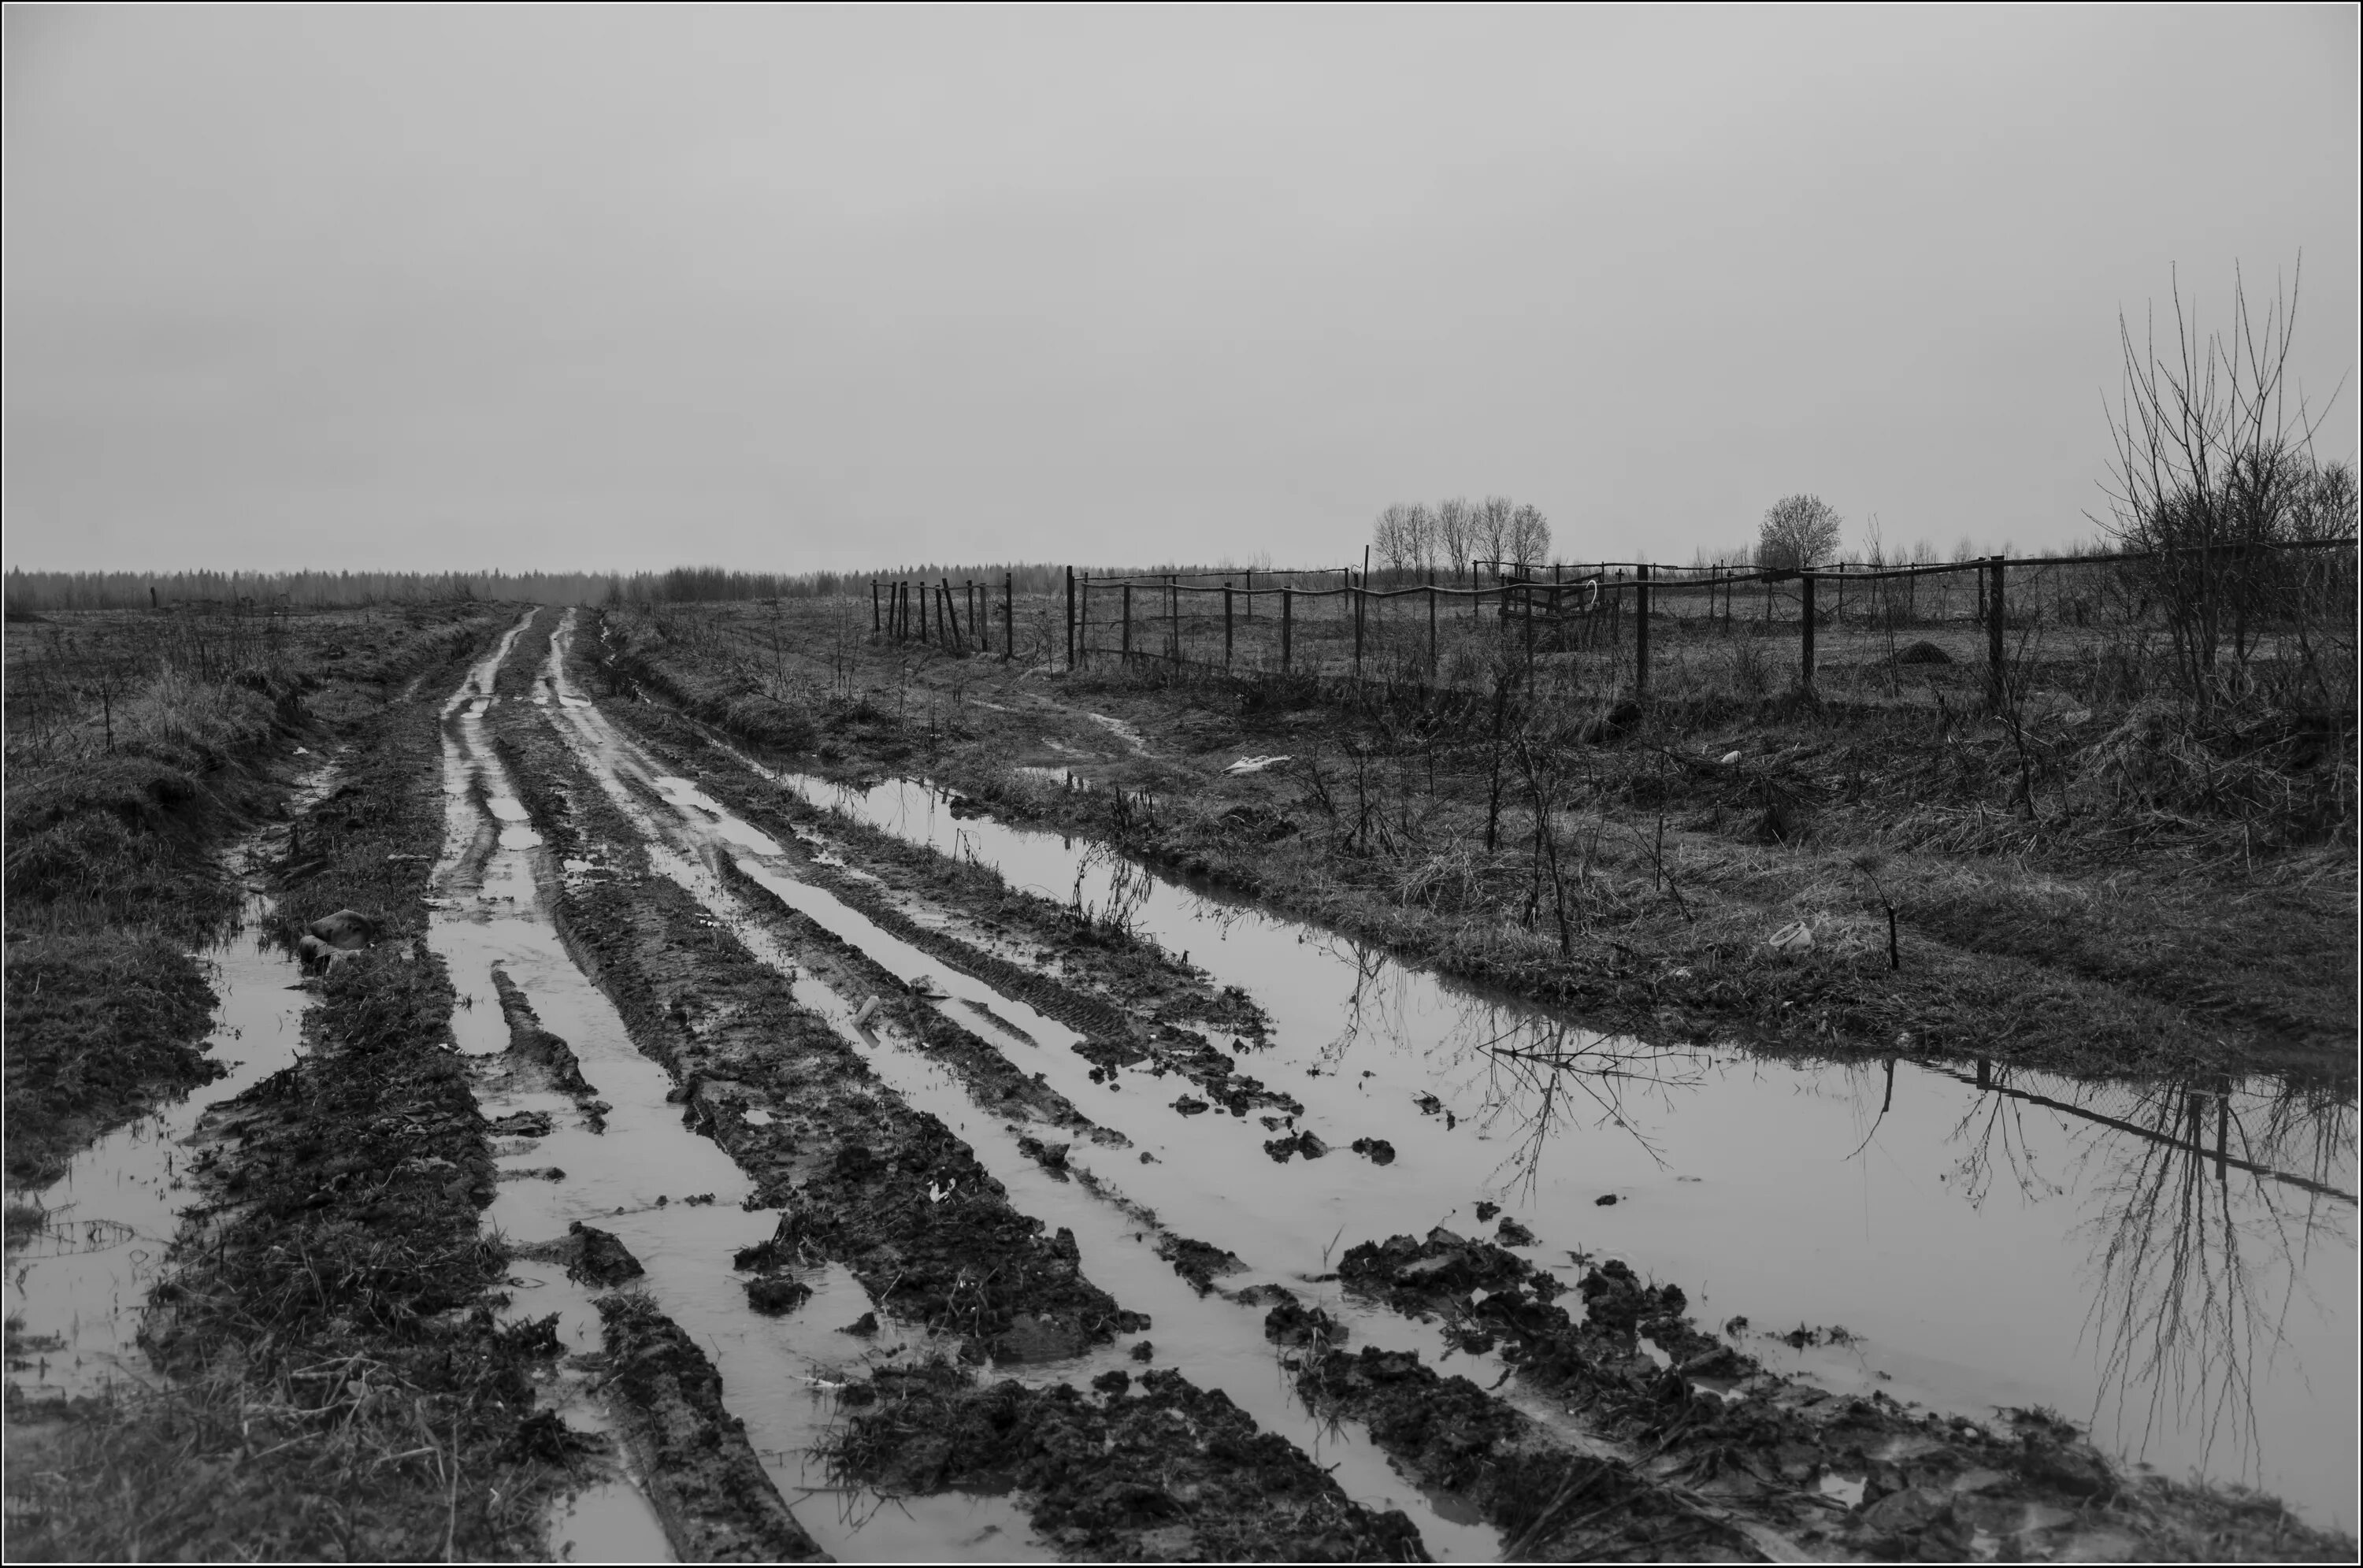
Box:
[4, 5, 2356, 575]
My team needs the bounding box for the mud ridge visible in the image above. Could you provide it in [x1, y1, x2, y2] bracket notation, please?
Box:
[822, 1359, 1430, 1562]
[1322, 1227, 2357, 1562]
[486, 695, 1149, 1361]
[594, 1288, 829, 1562]
[489, 965, 611, 1129]
[707, 849, 1119, 1141]
[584, 698, 1304, 1124]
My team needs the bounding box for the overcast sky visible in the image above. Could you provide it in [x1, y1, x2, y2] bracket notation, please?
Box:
[4, 5, 2356, 576]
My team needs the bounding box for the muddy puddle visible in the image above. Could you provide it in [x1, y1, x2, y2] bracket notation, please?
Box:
[429, 621, 1080, 1561]
[4, 771, 343, 1408]
[530, 613, 1508, 1558]
[758, 772, 2359, 1532]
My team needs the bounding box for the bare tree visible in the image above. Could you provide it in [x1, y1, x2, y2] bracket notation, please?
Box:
[1475, 495, 1516, 573]
[1372, 503, 1415, 576]
[1756, 495, 1842, 571]
[2097, 261, 2351, 690]
[1508, 503, 1551, 568]
[1405, 502, 1437, 574]
[1434, 497, 1475, 582]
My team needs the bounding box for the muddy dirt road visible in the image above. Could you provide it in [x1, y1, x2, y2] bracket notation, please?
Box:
[13, 605, 2352, 1561]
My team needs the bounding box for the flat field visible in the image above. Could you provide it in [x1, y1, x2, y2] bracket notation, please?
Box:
[6, 593, 2355, 1561]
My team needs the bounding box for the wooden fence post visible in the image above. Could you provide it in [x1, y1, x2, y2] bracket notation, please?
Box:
[871, 581, 881, 634]
[1800, 573, 1816, 691]
[1352, 572, 1363, 677]
[1281, 588, 1293, 671]
[1223, 582, 1233, 667]
[1427, 584, 1437, 673]
[1122, 584, 1133, 665]
[1003, 572, 1014, 662]
[1064, 566, 1075, 669]
[1988, 556, 2007, 710]
[1636, 564, 1650, 696]
[1244, 566, 1253, 619]
[942, 579, 960, 650]
[1170, 576, 1181, 667]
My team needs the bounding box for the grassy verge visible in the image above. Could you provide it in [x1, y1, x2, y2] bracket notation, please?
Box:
[2, 618, 597, 1561]
[4, 604, 506, 1184]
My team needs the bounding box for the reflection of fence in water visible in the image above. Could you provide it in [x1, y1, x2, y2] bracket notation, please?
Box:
[1931, 1062, 2355, 1487]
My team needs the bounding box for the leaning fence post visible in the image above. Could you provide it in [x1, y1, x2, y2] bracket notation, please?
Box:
[1635, 564, 1650, 696]
[871, 581, 881, 635]
[1281, 588, 1293, 671]
[1224, 582, 1234, 667]
[1988, 555, 2007, 710]
[1800, 573, 1816, 691]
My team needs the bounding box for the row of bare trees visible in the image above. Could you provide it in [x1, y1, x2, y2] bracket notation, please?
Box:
[1371, 496, 1552, 582]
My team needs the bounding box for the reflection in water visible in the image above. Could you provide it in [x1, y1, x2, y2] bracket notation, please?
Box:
[770, 770, 2358, 1525]
[1929, 1063, 2355, 1488]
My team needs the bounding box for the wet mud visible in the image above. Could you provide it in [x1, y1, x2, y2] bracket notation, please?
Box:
[1311, 1226, 2352, 1561]
[824, 1360, 1429, 1562]
[484, 689, 1148, 1363]
[588, 699, 1301, 1128]
[592, 1289, 828, 1562]
[6, 649, 595, 1560]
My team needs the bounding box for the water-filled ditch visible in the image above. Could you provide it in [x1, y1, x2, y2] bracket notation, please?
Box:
[754, 771, 2358, 1532]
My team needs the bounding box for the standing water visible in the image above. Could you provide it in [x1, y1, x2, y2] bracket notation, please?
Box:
[765, 772, 2359, 1533]
[5, 773, 336, 1407]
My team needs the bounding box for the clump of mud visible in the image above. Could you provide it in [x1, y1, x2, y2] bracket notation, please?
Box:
[822, 1359, 1430, 1562]
[1324, 1227, 2357, 1562]
[595, 1293, 826, 1561]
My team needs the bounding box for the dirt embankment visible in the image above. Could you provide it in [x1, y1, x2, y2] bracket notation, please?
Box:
[822, 1359, 1429, 1562]
[1290, 1227, 2354, 1562]
[4, 606, 510, 1186]
[484, 691, 1148, 1362]
[590, 606, 2356, 1084]
[3, 638, 588, 1560]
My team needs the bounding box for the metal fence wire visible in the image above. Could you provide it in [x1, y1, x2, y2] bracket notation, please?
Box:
[872, 543, 2357, 714]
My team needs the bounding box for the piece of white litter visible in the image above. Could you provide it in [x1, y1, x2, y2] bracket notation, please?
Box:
[929, 1180, 956, 1204]
[1223, 754, 1293, 776]
[1767, 921, 1814, 954]
[852, 996, 881, 1027]
[294, 747, 311, 756]
[908, 976, 947, 999]
[1719, 750, 1743, 765]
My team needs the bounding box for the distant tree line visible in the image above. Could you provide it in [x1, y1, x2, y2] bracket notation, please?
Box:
[1370, 496, 1552, 582]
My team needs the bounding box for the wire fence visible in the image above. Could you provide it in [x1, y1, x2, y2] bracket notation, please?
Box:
[871, 541, 2358, 714]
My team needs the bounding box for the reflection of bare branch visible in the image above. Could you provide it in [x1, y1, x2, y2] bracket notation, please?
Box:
[1923, 1061, 2357, 1493]
[1471, 1014, 1714, 1200]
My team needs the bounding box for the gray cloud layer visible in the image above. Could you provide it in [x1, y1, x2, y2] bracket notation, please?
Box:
[5, 6, 2356, 573]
